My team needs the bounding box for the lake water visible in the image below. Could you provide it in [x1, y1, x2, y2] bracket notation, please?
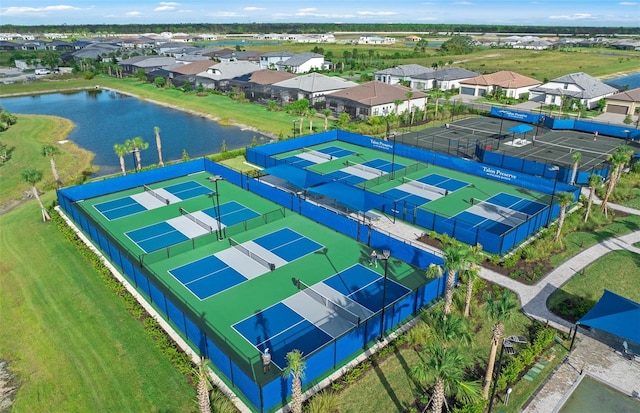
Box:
[0, 90, 265, 176]
[605, 72, 640, 90]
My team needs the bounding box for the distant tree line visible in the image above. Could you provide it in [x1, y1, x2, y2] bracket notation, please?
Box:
[1, 23, 638, 36]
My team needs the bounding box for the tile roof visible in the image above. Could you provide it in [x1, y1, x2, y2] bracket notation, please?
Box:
[272, 73, 357, 92]
[459, 70, 540, 88]
[606, 87, 640, 102]
[171, 60, 215, 75]
[280, 52, 324, 67]
[412, 67, 479, 81]
[549, 72, 618, 98]
[198, 61, 260, 80]
[374, 64, 433, 77]
[247, 69, 297, 84]
[327, 81, 427, 106]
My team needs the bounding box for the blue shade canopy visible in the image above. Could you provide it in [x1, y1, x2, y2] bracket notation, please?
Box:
[507, 124, 533, 134]
[308, 181, 368, 212]
[577, 290, 640, 344]
[262, 164, 330, 189]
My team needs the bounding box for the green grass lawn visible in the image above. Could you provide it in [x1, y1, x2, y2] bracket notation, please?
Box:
[548, 249, 640, 315]
[0, 115, 95, 209]
[0, 194, 197, 412]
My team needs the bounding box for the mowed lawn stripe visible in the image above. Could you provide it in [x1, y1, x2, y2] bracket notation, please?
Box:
[0, 197, 195, 412]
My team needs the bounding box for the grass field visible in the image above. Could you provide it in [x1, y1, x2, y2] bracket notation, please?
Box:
[0, 194, 197, 412]
[0, 115, 95, 209]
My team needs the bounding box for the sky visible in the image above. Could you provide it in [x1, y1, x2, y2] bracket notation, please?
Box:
[0, 1, 638, 27]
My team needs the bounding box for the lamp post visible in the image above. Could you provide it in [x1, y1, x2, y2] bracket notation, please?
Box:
[488, 335, 528, 413]
[378, 249, 391, 341]
[208, 175, 224, 240]
[390, 132, 397, 180]
[292, 120, 299, 138]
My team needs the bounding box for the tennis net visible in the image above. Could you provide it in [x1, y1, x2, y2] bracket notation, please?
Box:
[302, 147, 333, 160]
[447, 123, 501, 138]
[143, 184, 170, 205]
[228, 237, 275, 271]
[478, 201, 528, 224]
[298, 280, 360, 325]
[402, 177, 447, 196]
[179, 207, 214, 233]
[345, 160, 384, 176]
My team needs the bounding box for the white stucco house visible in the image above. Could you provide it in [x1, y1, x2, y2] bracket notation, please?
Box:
[528, 72, 618, 109]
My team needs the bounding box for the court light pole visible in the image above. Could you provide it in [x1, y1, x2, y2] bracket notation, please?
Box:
[488, 335, 528, 413]
[378, 249, 391, 341]
[292, 120, 299, 138]
[208, 175, 224, 240]
[390, 131, 397, 180]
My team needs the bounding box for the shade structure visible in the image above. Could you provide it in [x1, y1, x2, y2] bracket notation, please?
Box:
[577, 290, 640, 345]
[507, 124, 533, 134]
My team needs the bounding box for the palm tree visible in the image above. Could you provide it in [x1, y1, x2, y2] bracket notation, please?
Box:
[154, 126, 164, 167]
[482, 291, 518, 399]
[569, 151, 582, 185]
[21, 168, 51, 222]
[423, 310, 472, 347]
[393, 99, 403, 117]
[553, 192, 575, 242]
[600, 146, 633, 215]
[462, 243, 482, 318]
[41, 144, 62, 188]
[308, 108, 316, 132]
[584, 174, 603, 222]
[411, 343, 481, 413]
[442, 241, 469, 316]
[195, 358, 212, 413]
[128, 136, 149, 171]
[321, 109, 332, 131]
[405, 91, 414, 125]
[431, 89, 444, 119]
[113, 143, 129, 176]
[283, 349, 306, 413]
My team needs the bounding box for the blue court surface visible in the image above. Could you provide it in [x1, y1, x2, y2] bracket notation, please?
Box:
[126, 221, 189, 253]
[234, 303, 333, 370]
[452, 211, 513, 235]
[418, 174, 468, 192]
[233, 264, 410, 370]
[383, 188, 431, 206]
[363, 158, 406, 173]
[253, 228, 323, 262]
[283, 155, 315, 168]
[202, 201, 260, 226]
[324, 265, 411, 313]
[169, 254, 248, 300]
[487, 193, 547, 215]
[164, 180, 212, 200]
[317, 146, 356, 158]
[330, 170, 367, 184]
[94, 196, 147, 220]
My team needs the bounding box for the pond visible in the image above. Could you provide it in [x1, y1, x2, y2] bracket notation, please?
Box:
[0, 90, 267, 176]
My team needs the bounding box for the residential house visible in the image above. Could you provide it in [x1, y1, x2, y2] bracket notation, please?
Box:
[45, 40, 75, 51]
[200, 48, 236, 60]
[228, 69, 297, 102]
[0, 41, 19, 51]
[529, 72, 618, 109]
[458, 70, 541, 98]
[162, 60, 216, 88]
[410, 68, 479, 91]
[62, 42, 120, 63]
[271, 73, 357, 106]
[325, 81, 428, 120]
[259, 51, 295, 70]
[358, 34, 395, 45]
[374, 64, 433, 86]
[119, 56, 177, 76]
[217, 51, 261, 63]
[195, 61, 260, 91]
[405, 35, 422, 42]
[604, 88, 640, 116]
[276, 53, 325, 74]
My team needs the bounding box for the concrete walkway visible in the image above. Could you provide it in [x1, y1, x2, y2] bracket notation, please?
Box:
[370, 195, 640, 411]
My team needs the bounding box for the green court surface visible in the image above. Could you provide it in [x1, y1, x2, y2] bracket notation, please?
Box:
[76, 171, 428, 380]
[279, 141, 552, 220]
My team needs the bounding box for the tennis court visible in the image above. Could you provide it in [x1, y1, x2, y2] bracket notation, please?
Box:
[279, 146, 357, 167]
[233, 263, 410, 370]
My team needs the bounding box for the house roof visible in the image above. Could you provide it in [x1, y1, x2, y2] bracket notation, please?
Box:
[459, 70, 540, 88]
[171, 60, 215, 75]
[606, 87, 640, 102]
[120, 56, 176, 67]
[280, 52, 324, 67]
[412, 67, 479, 81]
[530, 72, 618, 99]
[260, 51, 295, 58]
[219, 51, 261, 61]
[326, 81, 427, 106]
[197, 61, 260, 80]
[272, 73, 356, 92]
[374, 64, 433, 78]
[246, 69, 297, 84]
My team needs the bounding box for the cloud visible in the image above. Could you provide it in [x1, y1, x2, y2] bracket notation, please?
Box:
[210, 11, 241, 17]
[549, 13, 595, 20]
[453, 1, 473, 5]
[357, 11, 397, 16]
[125, 11, 143, 17]
[244, 7, 265, 11]
[1, 5, 81, 16]
[154, 6, 175, 11]
[298, 8, 317, 12]
[618, 2, 638, 5]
